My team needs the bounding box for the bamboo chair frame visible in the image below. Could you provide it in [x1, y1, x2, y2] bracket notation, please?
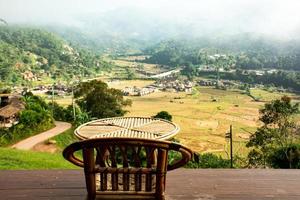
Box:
[63, 138, 193, 200]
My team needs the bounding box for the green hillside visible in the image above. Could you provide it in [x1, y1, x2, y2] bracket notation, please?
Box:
[144, 36, 300, 71]
[0, 26, 111, 85]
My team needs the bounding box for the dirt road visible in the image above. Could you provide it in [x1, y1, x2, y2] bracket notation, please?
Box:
[11, 121, 72, 150]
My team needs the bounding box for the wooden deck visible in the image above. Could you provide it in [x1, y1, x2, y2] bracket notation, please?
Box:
[1, 169, 299, 200]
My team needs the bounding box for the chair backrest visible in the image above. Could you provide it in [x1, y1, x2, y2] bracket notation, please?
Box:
[63, 137, 193, 200]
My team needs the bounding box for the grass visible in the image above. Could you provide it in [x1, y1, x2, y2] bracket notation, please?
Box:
[0, 127, 80, 170]
[106, 55, 166, 78]
[250, 88, 300, 102]
[0, 122, 55, 147]
[0, 147, 77, 169]
[51, 127, 79, 149]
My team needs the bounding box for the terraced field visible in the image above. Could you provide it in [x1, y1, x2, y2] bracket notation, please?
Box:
[51, 80, 300, 155]
[125, 87, 261, 154]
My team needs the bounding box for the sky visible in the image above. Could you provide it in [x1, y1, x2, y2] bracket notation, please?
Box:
[0, 0, 300, 38]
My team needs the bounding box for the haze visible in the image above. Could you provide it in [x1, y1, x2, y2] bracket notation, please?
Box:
[1, 0, 300, 39]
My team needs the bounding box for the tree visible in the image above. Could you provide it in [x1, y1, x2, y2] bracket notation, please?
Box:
[247, 96, 300, 168]
[153, 111, 172, 121]
[74, 80, 132, 119]
[125, 68, 136, 80]
[181, 64, 197, 80]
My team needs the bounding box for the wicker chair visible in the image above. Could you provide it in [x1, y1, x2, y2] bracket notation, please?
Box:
[63, 138, 193, 200]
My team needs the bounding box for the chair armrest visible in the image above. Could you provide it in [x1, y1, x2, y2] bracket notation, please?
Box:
[167, 143, 193, 171]
[63, 143, 84, 168]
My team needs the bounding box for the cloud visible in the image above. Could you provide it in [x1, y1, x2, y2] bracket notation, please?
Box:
[0, 0, 299, 38]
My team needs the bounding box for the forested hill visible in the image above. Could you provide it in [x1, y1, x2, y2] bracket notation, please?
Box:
[46, 26, 146, 55]
[144, 35, 300, 70]
[0, 26, 110, 85]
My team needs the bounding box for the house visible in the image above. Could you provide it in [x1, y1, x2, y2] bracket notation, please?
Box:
[198, 80, 216, 86]
[22, 71, 37, 81]
[149, 69, 181, 79]
[0, 95, 25, 127]
[137, 87, 156, 96]
[122, 87, 136, 96]
[122, 86, 156, 96]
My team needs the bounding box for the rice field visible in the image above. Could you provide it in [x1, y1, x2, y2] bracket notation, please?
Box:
[51, 80, 299, 155]
[250, 88, 300, 102]
[108, 56, 167, 76]
[124, 87, 261, 154]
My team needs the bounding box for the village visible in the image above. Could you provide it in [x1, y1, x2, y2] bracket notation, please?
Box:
[0, 64, 285, 127]
[122, 79, 193, 96]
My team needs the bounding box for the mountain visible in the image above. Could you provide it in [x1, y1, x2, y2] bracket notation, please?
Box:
[44, 8, 218, 55]
[0, 26, 109, 85]
[143, 34, 300, 70]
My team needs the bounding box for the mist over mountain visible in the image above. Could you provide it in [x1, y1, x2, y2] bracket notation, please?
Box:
[1, 0, 300, 53]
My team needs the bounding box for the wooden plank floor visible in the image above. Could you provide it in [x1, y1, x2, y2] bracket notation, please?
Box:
[0, 169, 300, 200]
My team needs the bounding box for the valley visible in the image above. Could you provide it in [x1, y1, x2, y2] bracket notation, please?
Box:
[0, 21, 300, 169]
[50, 77, 300, 154]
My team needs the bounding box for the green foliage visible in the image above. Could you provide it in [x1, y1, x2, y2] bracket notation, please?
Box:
[201, 70, 300, 93]
[145, 40, 200, 66]
[52, 127, 78, 149]
[268, 144, 300, 169]
[186, 153, 231, 168]
[168, 151, 231, 168]
[145, 38, 300, 91]
[73, 109, 90, 127]
[247, 149, 265, 168]
[0, 87, 11, 94]
[247, 96, 300, 168]
[181, 65, 197, 80]
[125, 68, 136, 80]
[145, 36, 300, 71]
[49, 101, 67, 121]
[153, 111, 172, 121]
[0, 26, 113, 85]
[74, 80, 132, 119]
[48, 102, 90, 126]
[0, 93, 54, 146]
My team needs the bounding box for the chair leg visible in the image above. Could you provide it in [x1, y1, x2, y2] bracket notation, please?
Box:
[85, 173, 96, 200]
[156, 194, 165, 200]
[87, 192, 96, 200]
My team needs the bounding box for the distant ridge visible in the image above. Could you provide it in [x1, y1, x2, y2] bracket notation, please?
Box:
[0, 18, 8, 25]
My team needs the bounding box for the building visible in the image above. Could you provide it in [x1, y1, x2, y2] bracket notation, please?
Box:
[0, 94, 25, 127]
[122, 86, 156, 96]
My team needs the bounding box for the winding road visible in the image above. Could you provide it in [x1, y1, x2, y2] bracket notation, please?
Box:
[11, 121, 72, 150]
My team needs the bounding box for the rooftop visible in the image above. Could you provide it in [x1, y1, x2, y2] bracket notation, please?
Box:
[0, 104, 23, 118]
[1, 169, 299, 200]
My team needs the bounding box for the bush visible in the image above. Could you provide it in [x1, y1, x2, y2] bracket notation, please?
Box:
[19, 110, 42, 127]
[0, 118, 54, 147]
[153, 111, 172, 121]
[168, 151, 231, 168]
[268, 145, 300, 169]
[48, 102, 90, 126]
[187, 153, 231, 168]
[49, 102, 67, 121]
